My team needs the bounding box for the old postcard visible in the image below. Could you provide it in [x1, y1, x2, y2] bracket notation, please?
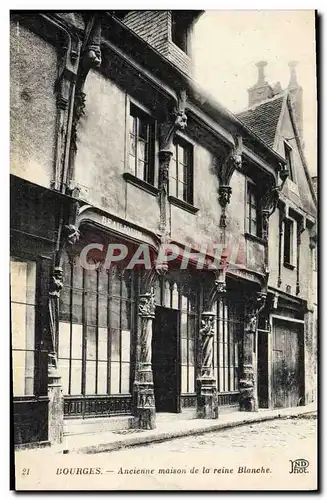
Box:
[10, 9, 318, 491]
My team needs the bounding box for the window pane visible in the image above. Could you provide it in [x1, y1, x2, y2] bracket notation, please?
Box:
[178, 181, 184, 200]
[11, 302, 26, 350]
[110, 298, 120, 329]
[58, 358, 70, 395]
[188, 315, 196, 339]
[172, 284, 179, 309]
[73, 261, 83, 289]
[189, 339, 195, 365]
[59, 322, 71, 359]
[121, 300, 131, 330]
[138, 139, 146, 162]
[98, 327, 108, 361]
[181, 338, 188, 363]
[12, 350, 25, 396]
[86, 326, 96, 360]
[85, 360, 96, 394]
[181, 312, 188, 338]
[110, 362, 120, 393]
[121, 330, 131, 362]
[181, 366, 188, 393]
[70, 359, 82, 395]
[59, 286, 70, 322]
[72, 289, 83, 324]
[189, 366, 195, 393]
[169, 176, 177, 197]
[98, 269, 108, 294]
[10, 260, 27, 303]
[98, 295, 108, 328]
[110, 329, 120, 361]
[97, 361, 108, 394]
[121, 363, 130, 394]
[137, 160, 146, 180]
[138, 120, 148, 141]
[129, 114, 136, 135]
[71, 324, 83, 360]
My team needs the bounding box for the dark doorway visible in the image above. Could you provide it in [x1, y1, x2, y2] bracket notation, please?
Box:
[257, 331, 269, 408]
[152, 306, 180, 413]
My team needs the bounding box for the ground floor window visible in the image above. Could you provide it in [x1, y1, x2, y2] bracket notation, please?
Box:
[213, 297, 239, 392]
[10, 258, 36, 396]
[59, 252, 135, 396]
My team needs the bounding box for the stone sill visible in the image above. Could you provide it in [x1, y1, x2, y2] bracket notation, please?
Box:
[168, 195, 199, 214]
[123, 172, 159, 196]
[244, 232, 266, 246]
[283, 261, 296, 271]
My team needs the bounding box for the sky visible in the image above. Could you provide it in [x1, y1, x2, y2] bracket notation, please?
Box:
[192, 10, 317, 175]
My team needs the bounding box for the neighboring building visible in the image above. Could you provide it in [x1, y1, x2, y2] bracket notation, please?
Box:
[237, 61, 317, 407]
[10, 11, 317, 447]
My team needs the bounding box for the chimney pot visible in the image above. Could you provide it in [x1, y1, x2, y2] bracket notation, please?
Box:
[256, 61, 268, 84]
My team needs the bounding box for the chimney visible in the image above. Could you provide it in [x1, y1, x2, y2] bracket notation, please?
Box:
[247, 61, 274, 107]
[288, 61, 303, 141]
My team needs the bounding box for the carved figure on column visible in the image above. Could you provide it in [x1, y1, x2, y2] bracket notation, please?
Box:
[197, 310, 218, 419]
[48, 267, 63, 376]
[200, 313, 215, 377]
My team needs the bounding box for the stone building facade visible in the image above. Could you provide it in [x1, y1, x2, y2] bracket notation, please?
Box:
[10, 11, 317, 446]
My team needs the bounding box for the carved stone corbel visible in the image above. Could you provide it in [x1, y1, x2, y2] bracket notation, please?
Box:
[158, 90, 187, 233]
[216, 136, 243, 228]
[70, 14, 102, 159]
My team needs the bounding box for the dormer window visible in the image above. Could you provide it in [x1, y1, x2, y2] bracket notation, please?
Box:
[171, 12, 190, 54]
[284, 141, 294, 181]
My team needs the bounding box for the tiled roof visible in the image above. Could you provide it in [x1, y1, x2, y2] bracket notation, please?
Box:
[236, 95, 285, 148]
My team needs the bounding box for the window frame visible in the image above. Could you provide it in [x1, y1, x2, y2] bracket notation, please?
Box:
[245, 181, 261, 238]
[284, 141, 294, 182]
[169, 136, 194, 206]
[283, 216, 297, 268]
[128, 102, 155, 186]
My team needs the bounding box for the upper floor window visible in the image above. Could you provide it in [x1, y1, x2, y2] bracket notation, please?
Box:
[284, 142, 294, 181]
[284, 217, 297, 267]
[171, 12, 189, 54]
[129, 104, 155, 185]
[246, 183, 260, 237]
[169, 138, 193, 205]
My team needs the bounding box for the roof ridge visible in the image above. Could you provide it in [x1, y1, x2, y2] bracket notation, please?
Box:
[236, 90, 288, 115]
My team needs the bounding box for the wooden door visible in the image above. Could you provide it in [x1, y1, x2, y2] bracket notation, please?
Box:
[272, 319, 303, 408]
[152, 306, 180, 413]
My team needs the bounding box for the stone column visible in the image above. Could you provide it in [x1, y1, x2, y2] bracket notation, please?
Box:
[48, 266, 64, 444]
[133, 291, 156, 430]
[239, 292, 266, 411]
[196, 311, 218, 419]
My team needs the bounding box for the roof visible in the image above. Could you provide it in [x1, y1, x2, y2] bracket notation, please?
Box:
[236, 94, 285, 148]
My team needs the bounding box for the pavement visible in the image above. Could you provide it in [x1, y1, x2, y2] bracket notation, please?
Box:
[15, 402, 317, 456]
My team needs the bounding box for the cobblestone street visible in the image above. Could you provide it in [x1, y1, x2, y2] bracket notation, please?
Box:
[105, 415, 317, 456]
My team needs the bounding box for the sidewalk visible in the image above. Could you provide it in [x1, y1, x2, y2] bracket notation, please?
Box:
[16, 402, 317, 456]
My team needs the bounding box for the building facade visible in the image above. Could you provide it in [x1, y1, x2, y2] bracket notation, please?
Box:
[10, 11, 317, 446]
